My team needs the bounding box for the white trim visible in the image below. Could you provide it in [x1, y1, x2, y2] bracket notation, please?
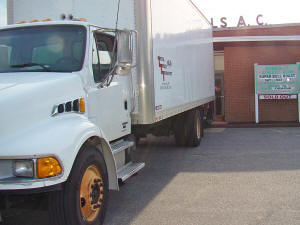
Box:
[155, 96, 215, 123]
[0, 21, 90, 30]
[132, 96, 215, 124]
[259, 95, 298, 100]
[214, 35, 300, 43]
[255, 94, 259, 124]
[298, 94, 300, 123]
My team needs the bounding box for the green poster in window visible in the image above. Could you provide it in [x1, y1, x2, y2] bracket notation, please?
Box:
[255, 64, 299, 94]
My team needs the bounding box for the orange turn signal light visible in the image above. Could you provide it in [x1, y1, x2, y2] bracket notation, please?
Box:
[79, 98, 85, 113]
[42, 18, 52, 22]
[30, 19, 39, 23]
[37, 157, 62, 178]
[76, 18, 87, 22]
[17, 20, 26, 24]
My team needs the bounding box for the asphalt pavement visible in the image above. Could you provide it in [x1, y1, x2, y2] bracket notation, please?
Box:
[2, 127, 300, 225]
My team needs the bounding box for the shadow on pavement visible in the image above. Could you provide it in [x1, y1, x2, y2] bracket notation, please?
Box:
[2, 127, 300, 225]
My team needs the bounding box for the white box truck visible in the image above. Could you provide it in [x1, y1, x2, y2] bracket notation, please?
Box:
[0, 0, 214, 224]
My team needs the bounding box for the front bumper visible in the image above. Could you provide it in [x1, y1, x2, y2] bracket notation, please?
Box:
[0, 182, 63, 195]
[0, 174, 65, 191]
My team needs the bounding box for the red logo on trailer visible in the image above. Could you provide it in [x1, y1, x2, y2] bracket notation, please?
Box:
[158, 56, 172, 81]
[158, 56, 166, 81]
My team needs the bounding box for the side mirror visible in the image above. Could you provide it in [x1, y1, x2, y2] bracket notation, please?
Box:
[115, 63, 131, 75]
[116, 30, 133, 75]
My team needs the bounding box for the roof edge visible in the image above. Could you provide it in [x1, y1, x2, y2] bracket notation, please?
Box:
[213, 23, 300, 32]
[213, 35, 300, 43]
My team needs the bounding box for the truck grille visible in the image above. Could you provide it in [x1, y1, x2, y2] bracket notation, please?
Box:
[0, 160, 14, 180]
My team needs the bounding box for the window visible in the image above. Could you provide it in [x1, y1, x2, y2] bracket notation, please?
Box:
[32, 43, 64, 65]
[92, 32, 116, 83]
[0, 25, 86, 73]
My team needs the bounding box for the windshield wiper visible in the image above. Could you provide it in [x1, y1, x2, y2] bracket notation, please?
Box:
[11, 63, 51, 72]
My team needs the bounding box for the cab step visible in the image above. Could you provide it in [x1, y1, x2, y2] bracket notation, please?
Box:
[111, 140, 134, 155]
[117, 162, 145, 182]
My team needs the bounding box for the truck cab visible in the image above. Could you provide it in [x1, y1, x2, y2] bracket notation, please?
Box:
[0, 21, 144, 225]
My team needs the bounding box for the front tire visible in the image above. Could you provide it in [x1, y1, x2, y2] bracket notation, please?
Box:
[49, 145, 108, 225]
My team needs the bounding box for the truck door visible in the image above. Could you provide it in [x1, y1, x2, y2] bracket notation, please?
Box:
[87, 31, 131, 141]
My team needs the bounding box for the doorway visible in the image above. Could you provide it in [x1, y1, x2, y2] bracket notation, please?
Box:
[214, 51, 225, 121]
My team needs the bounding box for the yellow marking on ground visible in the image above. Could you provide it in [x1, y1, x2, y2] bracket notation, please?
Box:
[269, 128, 284, 133]
[206, 128, 226, 133]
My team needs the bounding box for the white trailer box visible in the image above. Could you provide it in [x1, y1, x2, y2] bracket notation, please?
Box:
[134, 0, 214, 124]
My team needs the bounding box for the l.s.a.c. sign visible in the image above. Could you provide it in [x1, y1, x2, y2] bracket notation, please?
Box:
[211, 15, 265, 28]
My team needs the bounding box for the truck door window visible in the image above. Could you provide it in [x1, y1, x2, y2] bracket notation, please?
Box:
[92, 33, 116, 83]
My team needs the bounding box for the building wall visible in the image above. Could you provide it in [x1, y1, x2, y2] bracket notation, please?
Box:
[224, 44, 300, 123]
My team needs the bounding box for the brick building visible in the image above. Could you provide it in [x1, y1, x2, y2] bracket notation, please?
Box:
[213, 24, 300, 123]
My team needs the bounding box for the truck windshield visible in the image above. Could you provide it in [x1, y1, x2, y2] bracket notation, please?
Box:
[0, 25, 86, 73]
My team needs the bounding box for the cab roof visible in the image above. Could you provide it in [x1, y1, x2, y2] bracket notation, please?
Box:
[0, 20, 96, 30]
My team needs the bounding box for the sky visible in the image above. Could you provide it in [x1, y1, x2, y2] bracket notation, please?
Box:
[197, 0, 300, 28]
[0, 0, 300, 27]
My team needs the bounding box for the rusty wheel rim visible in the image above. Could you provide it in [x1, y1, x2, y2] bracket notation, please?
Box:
[196, 117, 201, 139]
[80, 165, 104, 222]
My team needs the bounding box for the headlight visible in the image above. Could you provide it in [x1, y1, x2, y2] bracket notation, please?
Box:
[13, 160, 34, 178]
[12, 157, 62, 179]
[52, 98, 85, 116]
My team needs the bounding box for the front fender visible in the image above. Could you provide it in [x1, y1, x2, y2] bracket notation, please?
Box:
[0, 114, 117, 190]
